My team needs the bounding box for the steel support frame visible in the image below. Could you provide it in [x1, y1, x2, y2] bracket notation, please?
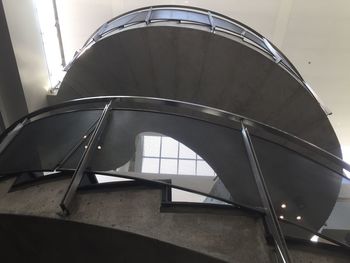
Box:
[241, 122, 292, 263]
[59, 100, 113, 214]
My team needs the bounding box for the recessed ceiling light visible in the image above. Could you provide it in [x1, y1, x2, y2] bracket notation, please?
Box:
[84, 145, 88, 149]
[279, 215, 284, 219]
[296, 216, 302, 220]
[83, 135, 87, 139]
[97, 145, 102, 150]
[281, 203, 286, 209]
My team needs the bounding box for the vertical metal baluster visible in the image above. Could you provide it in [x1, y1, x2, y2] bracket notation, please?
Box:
[241, 121, 292, 263]
[60, 100, 113, 214]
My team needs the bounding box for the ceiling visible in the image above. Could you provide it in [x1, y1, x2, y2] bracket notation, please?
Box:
[2, 0, 350, 151]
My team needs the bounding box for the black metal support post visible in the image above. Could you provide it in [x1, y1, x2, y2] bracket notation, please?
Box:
[59, 100, 113, 214]
[241, 122, 292, 263]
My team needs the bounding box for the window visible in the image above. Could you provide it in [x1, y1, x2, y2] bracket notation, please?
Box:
[141, 134, 216, 176]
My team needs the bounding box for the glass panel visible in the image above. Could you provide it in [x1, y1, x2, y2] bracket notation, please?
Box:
[172, 188, 206, 202]
[0, 110, 101, 174]
[105, 11, 147, 32]
[88, 110, 262, 209]
[95, 174, 133, 183]
[171, 188, 230, 205]
[150, 9, 210, 25]
[279, 221, 340, 247]
[213, 17, 243, 35]
[244, 31, 267, 50]
[251, 134, 350, 247]
[59, 132, 93, 170]
[321, 182, 350, 246]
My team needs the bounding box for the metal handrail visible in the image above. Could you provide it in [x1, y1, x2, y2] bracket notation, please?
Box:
[0, 96, 348, 261]
[0, 96, 348, 178]
[62, 5, 330, 115]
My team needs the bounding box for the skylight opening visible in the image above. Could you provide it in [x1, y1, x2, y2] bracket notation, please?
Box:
[34, 0, 65, 92]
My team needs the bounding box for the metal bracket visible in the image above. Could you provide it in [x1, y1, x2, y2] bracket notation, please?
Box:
[241, 122, 292, 263]
[93, 22, 108, 42]
[208, 11, 215, 32]
[145, 7, 153, 24]
[263, 38, 282, 63]
[59, 100, 113, 215]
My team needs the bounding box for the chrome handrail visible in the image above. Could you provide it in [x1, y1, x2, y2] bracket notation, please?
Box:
[63, 5, 330, 115]
[0, 96, 348, 260]
[0, 96, 348, 177]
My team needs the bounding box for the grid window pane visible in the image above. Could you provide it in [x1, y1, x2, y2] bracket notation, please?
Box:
[197, 160, 215, 176]
[143, 136, 161, 157]
[179, 144, 196, 159]
[178, 160, 196, 175]
[160, 159, 178, 174]
[161, 137, 178, 158]
[142, 158, 159, 173]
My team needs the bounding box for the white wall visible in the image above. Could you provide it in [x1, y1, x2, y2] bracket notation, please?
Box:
[2, 0, 49, 113]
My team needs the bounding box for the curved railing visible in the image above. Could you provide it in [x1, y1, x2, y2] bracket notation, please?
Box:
[1, 96, 347, 175]
[0, 96, 349, 262]
[63, 5, 331, 115]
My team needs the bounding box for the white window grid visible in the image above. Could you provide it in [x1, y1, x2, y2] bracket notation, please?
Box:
[141, 135, 215, 176]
